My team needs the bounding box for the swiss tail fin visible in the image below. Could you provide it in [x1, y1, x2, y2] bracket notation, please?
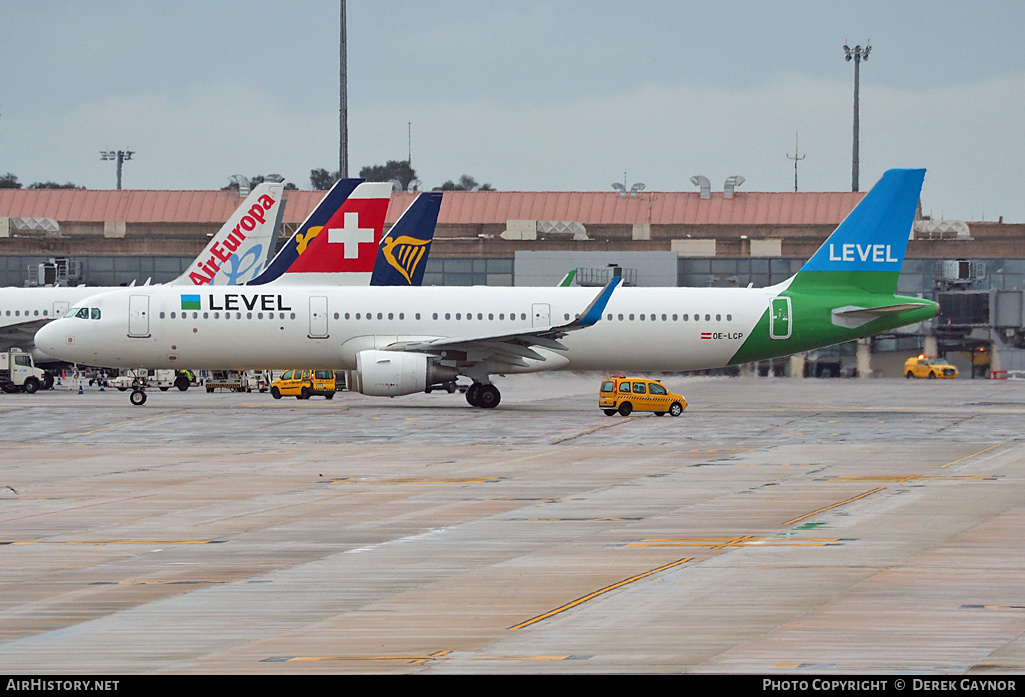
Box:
[369, 192, 441, 286]
[246, 178, 362, 285]
[168, 182, 285, 286]
[792, 168, 925, 295]
[269, 182, 393, 286]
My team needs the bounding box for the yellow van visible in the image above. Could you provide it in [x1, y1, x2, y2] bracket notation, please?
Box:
[270, 369, 337, 400]
[903, 355, 959, 379]
[599, 376, 687, 417]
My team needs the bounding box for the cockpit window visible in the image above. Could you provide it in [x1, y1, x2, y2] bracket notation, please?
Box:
[66, 307, 101, 320]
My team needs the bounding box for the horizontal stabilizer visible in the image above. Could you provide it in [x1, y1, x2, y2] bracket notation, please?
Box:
[832, 303, 935, 329]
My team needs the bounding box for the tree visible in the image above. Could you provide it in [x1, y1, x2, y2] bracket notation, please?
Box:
[0, 172, 22, 189]
[359, 160, 417, 192]
[27, 181, 84, 189]
[433, 174, 494, 192]
[310, 168, 341, 190]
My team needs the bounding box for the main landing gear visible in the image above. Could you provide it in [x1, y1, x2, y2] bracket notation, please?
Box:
[465, 382, 501, 409]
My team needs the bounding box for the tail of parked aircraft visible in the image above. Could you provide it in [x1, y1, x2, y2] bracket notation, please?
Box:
[246, 178, 363, 286]
[790, 168, 925, 295]
[369, 192, 442, 286]
[268, 181, 393, 286]
[168, 182, 286, 286]
[727, 168, 937, 365]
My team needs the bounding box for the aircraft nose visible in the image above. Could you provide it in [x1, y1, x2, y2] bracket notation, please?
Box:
[35, 321, 71, 359]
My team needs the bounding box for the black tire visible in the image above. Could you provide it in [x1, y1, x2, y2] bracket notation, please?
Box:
[928, 372, 936, 379]
[324, 392, 334, 400]
[118, 386, 128, 392]
[654, 411, 665, 417]
[669, 402, 684, 417]
[466, 383, 481, 406]
[23, 377, 40, 394]
[906, 371, 914, 379]
[300, 386, 311, 400]
[603, 409, 617, 416]
[159, 386, 170, 392]
[478, 384, 501, 409]
[446, 382, 457, 394]
[206, 387, 214, 393]
[618, 402, 633, 416]
[175, 375, 190, 391]
[271, 386, 281, 400]
[129, 389, 147, 406]
[42, 372, 54, 390]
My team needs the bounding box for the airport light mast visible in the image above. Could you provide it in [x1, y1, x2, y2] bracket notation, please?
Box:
[843, 41, 871, 192]
[100, 150, 135, 190]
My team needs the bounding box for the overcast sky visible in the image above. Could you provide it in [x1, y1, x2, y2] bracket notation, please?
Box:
[3, 1, 1024, 222]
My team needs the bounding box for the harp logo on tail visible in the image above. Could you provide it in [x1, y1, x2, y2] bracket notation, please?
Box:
[382, 235, 431, 285]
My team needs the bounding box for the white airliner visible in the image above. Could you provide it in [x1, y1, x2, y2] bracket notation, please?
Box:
[0, 179, 424, 372]
[0, 182, 285, 368]
[36, 169, 939, 408]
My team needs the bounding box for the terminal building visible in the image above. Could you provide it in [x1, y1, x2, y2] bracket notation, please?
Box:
[2, 182, 1023, 378]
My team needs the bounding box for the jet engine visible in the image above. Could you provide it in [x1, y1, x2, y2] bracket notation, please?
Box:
[351, 350, 458, 397]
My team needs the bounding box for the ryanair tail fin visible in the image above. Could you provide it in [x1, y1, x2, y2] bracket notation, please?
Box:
[168, 182, 286, 286]
[370, 192, 441, 286]
[246, 178, 363, 285]
[792, 168, 925, 295]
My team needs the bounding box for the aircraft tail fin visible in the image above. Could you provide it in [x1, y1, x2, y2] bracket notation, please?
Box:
[370, 192, 441, 286]
[791, 168, 924, 295]
[168, 182, 285, 286]
[269, 182, 393, 285]
[246, 178, 363, 286]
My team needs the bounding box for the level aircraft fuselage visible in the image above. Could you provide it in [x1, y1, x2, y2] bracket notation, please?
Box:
[36, 282, 934, 373]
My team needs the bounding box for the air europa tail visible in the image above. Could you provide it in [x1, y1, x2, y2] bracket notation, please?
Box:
[269, 181, 393, 286]
[791, 168, 925, 294]
[168, 182, 286, 286]
[246, 178, 363, 286]
[369, 192, 441, 286]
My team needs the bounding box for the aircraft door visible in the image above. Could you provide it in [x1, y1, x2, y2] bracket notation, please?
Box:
[128, 295, 150, 338]
[532, 303, 551, 328]
[769, 297, 792, 340]
[52, 301, 69, 319]
[309, 296, 329, 338]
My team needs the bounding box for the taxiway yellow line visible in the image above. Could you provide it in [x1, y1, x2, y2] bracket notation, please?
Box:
[510, 557, 693, 630]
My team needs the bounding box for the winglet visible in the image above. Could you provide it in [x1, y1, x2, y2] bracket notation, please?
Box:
[561, 276, 622, 330]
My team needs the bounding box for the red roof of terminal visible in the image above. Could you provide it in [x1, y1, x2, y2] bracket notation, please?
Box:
[0, 188, 867, 227]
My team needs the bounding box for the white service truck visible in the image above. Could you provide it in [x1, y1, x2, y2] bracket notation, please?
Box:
[0, 349, 48, 394]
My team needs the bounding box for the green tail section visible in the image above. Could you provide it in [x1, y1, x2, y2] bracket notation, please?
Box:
[728, 169, 937, 366]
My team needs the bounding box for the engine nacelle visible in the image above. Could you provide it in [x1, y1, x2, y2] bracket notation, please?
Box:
[353, 350, 457, 397]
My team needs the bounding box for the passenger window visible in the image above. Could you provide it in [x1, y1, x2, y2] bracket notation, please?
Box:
[601, 380, 615, 392]
[632, 382, 647, 394]
[619, 382, 631, 393]
[649, 383, 667, 395]
[281, 370, 294, 380]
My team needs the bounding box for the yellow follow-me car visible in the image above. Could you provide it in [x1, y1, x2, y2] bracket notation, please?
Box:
[904, 355, 959, 379]
[270, 369, 337, 399]
[599, 376, 687, 417]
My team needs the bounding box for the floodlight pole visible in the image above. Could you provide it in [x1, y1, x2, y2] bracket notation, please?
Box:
[100, 150, 135, 190]
[844, 42, 871, 192]
[339, 0, 348, 178]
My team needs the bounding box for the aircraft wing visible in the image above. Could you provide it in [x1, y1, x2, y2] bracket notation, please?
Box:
[386, 277, 621, 370]
[0, 319, 49, 346]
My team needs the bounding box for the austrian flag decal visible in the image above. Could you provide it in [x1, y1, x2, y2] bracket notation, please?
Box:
[700, 332, 713, 340]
